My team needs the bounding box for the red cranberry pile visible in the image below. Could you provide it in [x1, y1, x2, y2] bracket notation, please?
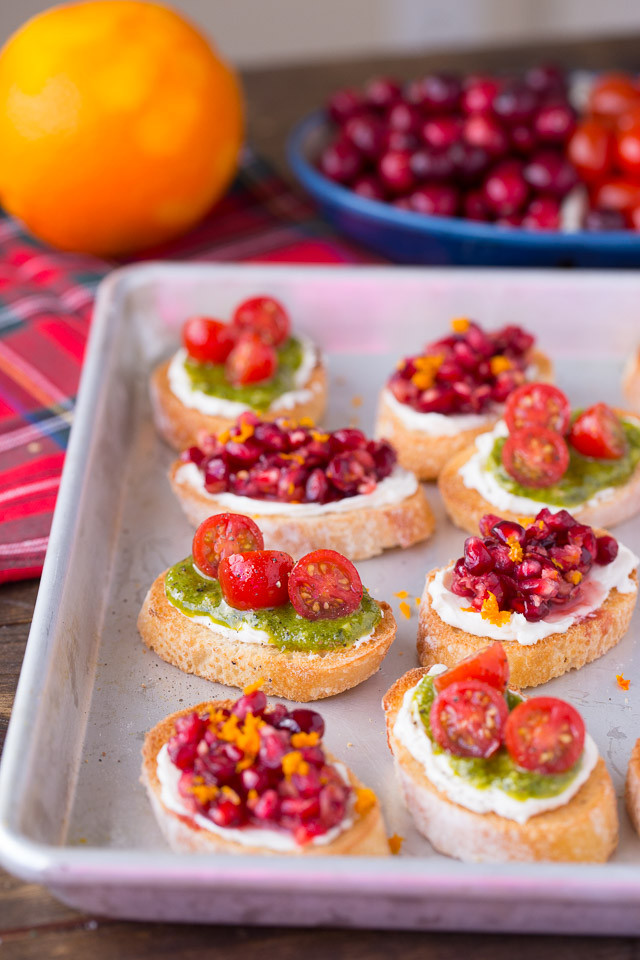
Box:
[182, 412, 397, 502]
[321, 67, 578, 228]
[450, 509, 619, 622]
[388, 320, 533, 414]
[167, 690, 350, 845]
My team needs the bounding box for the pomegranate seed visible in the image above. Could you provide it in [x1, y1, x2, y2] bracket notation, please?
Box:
[464, 536, 493, 574]
[330, 428, 367, 452]
[232, 689, 267, 719]
[289, 709, 325, 737]
[596, 535, 619, 565]
[253, 789, 280, 821]
[182, 445, 206, 466]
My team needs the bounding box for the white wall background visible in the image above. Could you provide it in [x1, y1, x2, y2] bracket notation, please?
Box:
[1, 0, 640, 65]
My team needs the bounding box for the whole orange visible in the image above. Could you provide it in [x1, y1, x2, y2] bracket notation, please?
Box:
[0, 1, 244, 256]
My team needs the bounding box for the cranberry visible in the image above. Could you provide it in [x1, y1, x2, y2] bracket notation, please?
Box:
[461, 76, 500, 115]
[493, 84, 537, 126]
[319, 138, 362, 184]
[387, 101, 421, 133]
[409, 184, 459, 217]
[510, 123, 538, 154]
[241, 767, 270, 794]
[410, 147, 455, 181]
[262, 703, 287, 726]
[483, 160, 528, 216]
[327, 449, 376, 493]
[534, 102, 576, 143]
[479, 513, 505, 537]
[584, 208, 627, 231]
[464, 536, 493, 574]
[291, 767, 323, 799]
[567, 524, 597, 561]
[353, 175, 386, 201]
[289, 708, 325, 737]
[463, 189, 491, 221]
[365, 76, 401, 111]
[282, 795, 321, 820]
[196, 751, 237, 783]
[407, 73, 461, 113]
[421, 115, 462, 150]
[202, 456, 228, 493]
[344, 113, 385, 158]
[232, 689, 267, 719]
[492, 520, 526, 546]
[523, 195, 561, 230]
[370, 439, 396, 478]
[393, 197, 413, 211]
[523, 150, 577, 197]
[253, 790, 281, 821]
[450, 142, 491, 183]
[463, 114, 508, 157]
[327, 88, 363, 125]
[378, 150, 415, 194]
[596, 535, 619, 565]
[522, 597, 551, 622]
[305, 468, 329, 502]
[254, 422, 288, 452]
[259, 730, 289, 768]
[525, 64, 566, 97]
[182, 445, 206, 467]
[384, 129, 420, 152]
[225, 439, 262, 468]
[516, 557, 542, 579]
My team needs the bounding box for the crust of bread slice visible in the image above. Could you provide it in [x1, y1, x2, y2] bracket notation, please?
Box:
[417, 568, 637, 688]
[138, 572, 396, 701]
[142, 701, 389, 856]
[438, 417, 640, 535]
[168, 461, 435, 560]
[622, 350, 640, 414]
[383, 668, 619, 862]
[150, 356, 328, 451]
[375, 349, 552, 481]
[625, 738, 640, 837]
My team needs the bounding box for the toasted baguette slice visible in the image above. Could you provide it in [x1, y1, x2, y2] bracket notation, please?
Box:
[169, 461, 435, 561]
[417, 568, 637, 688]
[623, 349, 640, 413]
[375, 349, 552, 481]
[142, 701, 389, 856]
[150, 356, 328, 451]
[625, 738, 640, 836]
[383, 668, 618, 862]
[138, 572, 396, 701]
[439, 424, 640, 535]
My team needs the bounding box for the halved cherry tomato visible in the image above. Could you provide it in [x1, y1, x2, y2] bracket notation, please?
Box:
[430, 680, 508, 759]
[592, 178, 640, 215]
[502, 427, 570, 488]
[505, 696, 585, 774]
[616, 119, 640, 177]
[588, 72, 640, 120]
[232, 296, 291, 346]
[219, 550, 294, 610]
[504, 383, 571, 435]
[182, 316, 236, 364]
[288, 549, 363, 621]
[568, 403, 627, 460]
[225, 333, 277, 386]
[192, 513, 264, 579]
[567, 119, 615, 183]
[433, 643, 509, 694]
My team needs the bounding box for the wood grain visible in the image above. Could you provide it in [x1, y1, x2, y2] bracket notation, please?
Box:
[3, 36, 640, 958]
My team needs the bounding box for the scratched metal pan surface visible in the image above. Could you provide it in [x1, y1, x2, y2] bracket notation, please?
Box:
[1, 263, 640, 933]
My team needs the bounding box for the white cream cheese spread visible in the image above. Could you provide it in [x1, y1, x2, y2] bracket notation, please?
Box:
[380, 387, 498, 436]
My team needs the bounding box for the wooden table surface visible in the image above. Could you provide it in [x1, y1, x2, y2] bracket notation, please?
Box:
[3, 34, 640, 959]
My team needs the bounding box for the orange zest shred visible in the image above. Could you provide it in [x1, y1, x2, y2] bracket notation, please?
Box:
[490, 354, 512, 375]
[410, 354, 444, 391]
[351, 395, 363, 408]
[247, 789, 258, 802]
[217, 427, 231, 444]
[354, 787, 377, 816]
[298, 417, 315, 427]
[281, 751, 310, 779]
[233, 420, 255, 443]
[415, 597, 421, 606]
[617, 673, 631, 691]
[291, 731, 320, 748]
[388, 834, 404, 855]
[451, 316, 470, 333]
[395, 590, 409, 599]
[221, 785, 241, 805]
[568, 570, 583, 585]
[310, 430, 329, 442]
[517, 516, 535, 528]
[243, 678, 264, 695]
[480, 592, 511, 626]
[190, 783, 220, 804]
[507, 536, 523, 563]
[399, 601, 411, 620]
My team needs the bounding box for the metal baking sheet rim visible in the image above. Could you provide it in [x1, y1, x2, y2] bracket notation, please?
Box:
[1, 262, 640, 933]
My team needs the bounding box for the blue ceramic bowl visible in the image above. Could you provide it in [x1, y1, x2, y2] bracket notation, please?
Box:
[287, 111, 640, 267]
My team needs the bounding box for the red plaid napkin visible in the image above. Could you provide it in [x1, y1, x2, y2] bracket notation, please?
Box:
[0, 149, 379, 583]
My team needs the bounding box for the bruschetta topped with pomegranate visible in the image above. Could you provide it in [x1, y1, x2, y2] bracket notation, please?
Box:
[151, 295, 327, 450]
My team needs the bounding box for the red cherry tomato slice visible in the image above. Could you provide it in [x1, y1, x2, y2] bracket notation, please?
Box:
[567, 119, 615, 183]
[225, 333, 278, 386]
[505, 696, 585, 774]
[568, 403, 627, 460]
[433, 642, 509, 694]
[192, 513, 264, 579]
[218, 549, 294, 610]
[616, 119, 640, 177]
[288, 549, 363, 621]
[504, 383, 571, 435]
[429, 680, 509, 759]
[182, 316, 236, 364]
[232, 296, 291, 346]
[502, 427, 570, 488]
[588, 72, 640, 120]
[593, 178, 640, 215]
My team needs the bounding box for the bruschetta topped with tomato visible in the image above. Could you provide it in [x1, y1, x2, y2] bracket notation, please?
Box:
[383, 645, 618, 863]
[375, 317, 552, 480]
[137, 513, 396, 701]
[417, 508, 638, 688]
[170, 411, 435, 560]
[439, 383, 640, 533]
[151, 295, 327, 450]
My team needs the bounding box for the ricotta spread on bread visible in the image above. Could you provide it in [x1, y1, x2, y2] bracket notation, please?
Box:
[393, 668, 598, 823]
[427, 543, 638, 645]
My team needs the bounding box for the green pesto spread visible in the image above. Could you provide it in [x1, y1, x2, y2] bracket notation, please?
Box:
[183, 336, 305, 410]
[165, 557, 381, 654]
[414, 675, 582, 800]
[486, 417, 640, 507]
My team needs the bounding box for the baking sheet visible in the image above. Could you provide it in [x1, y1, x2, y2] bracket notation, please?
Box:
[1, 264, 640, 932]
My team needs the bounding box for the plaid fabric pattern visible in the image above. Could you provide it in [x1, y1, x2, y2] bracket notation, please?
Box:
[0, 149, 378, 583]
